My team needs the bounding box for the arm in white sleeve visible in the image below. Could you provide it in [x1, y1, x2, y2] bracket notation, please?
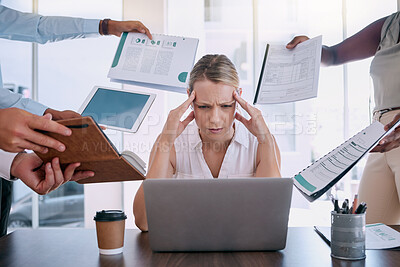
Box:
[0, 5, 100, 44]
[0, 150, 18, 181]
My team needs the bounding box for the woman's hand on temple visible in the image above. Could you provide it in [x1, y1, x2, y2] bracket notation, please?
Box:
[233, 91, 272, 144]
[160, 91, 196, 144]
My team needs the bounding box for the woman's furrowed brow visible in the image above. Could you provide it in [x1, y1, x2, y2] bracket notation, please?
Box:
[194, 100, 235, 105]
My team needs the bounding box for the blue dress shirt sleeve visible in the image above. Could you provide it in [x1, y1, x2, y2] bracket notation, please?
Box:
[0, 4, 101, 115]
[0, 5, 100, 43]
[0, 87, 48, 115]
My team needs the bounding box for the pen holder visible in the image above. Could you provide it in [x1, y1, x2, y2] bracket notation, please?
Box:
[330, 211, 366, 260]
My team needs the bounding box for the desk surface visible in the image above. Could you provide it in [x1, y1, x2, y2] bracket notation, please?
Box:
[0, 227, 399, 267]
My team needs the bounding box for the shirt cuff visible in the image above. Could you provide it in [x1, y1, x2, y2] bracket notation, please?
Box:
[23, 98, 48, 115]
[84, 19, 101, 35]
[0, 151, 18, 181]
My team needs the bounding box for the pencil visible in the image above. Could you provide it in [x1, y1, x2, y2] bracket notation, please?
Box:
[352, 194, 358, 214]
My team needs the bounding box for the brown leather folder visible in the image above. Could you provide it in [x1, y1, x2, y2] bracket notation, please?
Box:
[35, 116, 145, 184]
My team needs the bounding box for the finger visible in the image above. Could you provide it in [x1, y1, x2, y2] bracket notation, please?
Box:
[42, 162, 56, 195]
[382, 141, 400, 153]
[380, 130, 400, 145]
[286, 36, 309, 49]
[51, 157, 66, 190]
[138, 23, 152, 39]
[43, 113, 52, 120]
[233, 91, 258, 117]
[63, 162, 81, 181]
[6, 145, 25, 153]
[29, 115, 72, 136]
[23, 129, 66, 152]
[384, 114, 400, 130]
[181, 111, 195, 129]
[63, 110, 81, 119]
[235, 112, 249, 127]
[17, 140, 48, 154]
[177, 91, 196, 114]
[370, 145, 384, 153]
[100, 126, 107, 130]
[71, 171, 95, 182]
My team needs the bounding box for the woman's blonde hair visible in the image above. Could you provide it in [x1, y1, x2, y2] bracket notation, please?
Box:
[188, 54, 239, 93]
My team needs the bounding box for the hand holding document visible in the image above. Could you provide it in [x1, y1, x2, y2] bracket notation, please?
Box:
[253, 36, 322, 104]
[294, 118, 400, 202]
[108, 33, 199, 93]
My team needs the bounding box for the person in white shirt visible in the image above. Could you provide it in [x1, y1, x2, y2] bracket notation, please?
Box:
[133, 54, 281, 231]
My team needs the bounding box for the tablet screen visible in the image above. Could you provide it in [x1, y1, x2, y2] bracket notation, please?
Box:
[81, 88, 150, 130]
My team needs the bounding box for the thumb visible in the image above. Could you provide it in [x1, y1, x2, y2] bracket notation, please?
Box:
[286, 38, 297, 48]
[43, 113, 52, 120]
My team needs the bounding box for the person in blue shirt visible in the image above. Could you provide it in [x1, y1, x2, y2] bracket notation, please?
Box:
[0, 4, 152, 236]
[0, 4, 152, 153]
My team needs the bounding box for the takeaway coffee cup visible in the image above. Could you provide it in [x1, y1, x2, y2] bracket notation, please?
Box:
[94, 210, 127, 255]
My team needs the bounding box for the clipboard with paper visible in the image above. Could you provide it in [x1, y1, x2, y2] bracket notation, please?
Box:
[294, 118, 400, 202]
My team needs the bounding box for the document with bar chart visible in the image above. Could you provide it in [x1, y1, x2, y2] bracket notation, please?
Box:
[108, 33, 198, 94]
[294, 119, 400, 202]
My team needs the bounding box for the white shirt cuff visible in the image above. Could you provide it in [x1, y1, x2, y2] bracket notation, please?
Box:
[0, 150, 18, 181]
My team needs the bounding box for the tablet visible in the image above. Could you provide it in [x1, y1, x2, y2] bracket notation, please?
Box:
[78, 86, 156, 133]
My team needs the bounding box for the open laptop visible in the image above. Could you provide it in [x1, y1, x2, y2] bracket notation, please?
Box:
[143, 178, 293, 252]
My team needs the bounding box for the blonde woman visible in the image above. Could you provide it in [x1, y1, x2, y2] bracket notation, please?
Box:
[133, 54, 281, 231]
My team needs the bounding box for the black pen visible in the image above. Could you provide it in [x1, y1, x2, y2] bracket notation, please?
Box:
[313, 226, 331, 247]
[355, 202, 367, 214]
[342, 199, 349, 214]
[334, 199, 340, 213]
[360, 206, 367, 214]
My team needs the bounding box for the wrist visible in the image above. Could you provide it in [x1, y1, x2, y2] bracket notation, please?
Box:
[10, 152, 26, 178]
[107, 20, 118, 36]
[100, 18, 111, 35]
[43, 108, 52, 115]
[157, 135, 175, 150]
[257, 134, 274, 145]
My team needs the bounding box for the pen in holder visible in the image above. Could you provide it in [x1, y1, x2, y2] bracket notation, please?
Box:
[330, 211, 366, 260]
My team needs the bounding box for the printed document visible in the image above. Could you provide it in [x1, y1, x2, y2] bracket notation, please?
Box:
[253, 36, 322, 104]
[315, 224, 400, 249]
[366, 223, 400, 249]
[294, 119, 400, 202]
[108, 33, 199, 93]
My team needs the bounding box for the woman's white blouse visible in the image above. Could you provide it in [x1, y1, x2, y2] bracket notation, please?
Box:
[173, 121, 258, 179]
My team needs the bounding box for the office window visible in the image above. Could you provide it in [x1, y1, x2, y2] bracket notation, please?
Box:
[37, 0, 123, 227]
[1, 0, 34, 230]
[2, 0, 123, 230]
[167, 0, 397, 225]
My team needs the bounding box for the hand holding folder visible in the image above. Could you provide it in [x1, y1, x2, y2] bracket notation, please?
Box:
[35, 117, 145, 184]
